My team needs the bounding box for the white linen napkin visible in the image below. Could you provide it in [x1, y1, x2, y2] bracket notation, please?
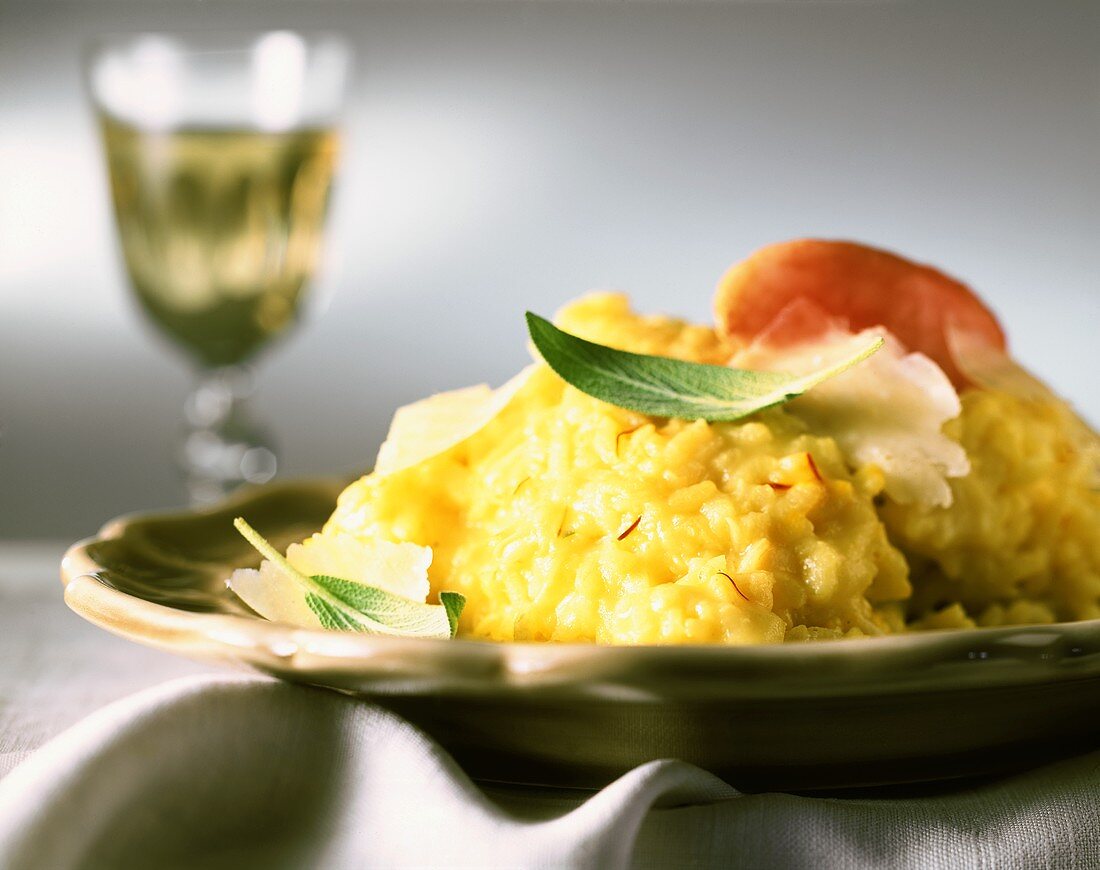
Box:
[0, 674, 1098, 870]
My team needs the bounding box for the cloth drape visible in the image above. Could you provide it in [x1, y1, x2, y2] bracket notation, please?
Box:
[0, 674, 1098, 870]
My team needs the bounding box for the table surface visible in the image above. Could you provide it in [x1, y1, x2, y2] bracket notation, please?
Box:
[0, 542, 222, 779]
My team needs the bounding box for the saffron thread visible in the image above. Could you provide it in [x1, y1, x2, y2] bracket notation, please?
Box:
[718, 571, 750, 602]
[615, 425, 643, 458]
[806, 452, 824, 483]
[617, 515, 642, 541]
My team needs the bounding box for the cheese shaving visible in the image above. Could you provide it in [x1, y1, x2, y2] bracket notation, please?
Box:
[732, 309, 969, 507]
[374, 366, 535, 476]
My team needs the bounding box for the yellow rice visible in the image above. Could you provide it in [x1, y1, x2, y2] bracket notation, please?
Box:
[325, 294, 1100, 644]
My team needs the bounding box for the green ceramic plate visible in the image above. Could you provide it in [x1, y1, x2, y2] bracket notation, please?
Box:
[62, 478, 1100, 792]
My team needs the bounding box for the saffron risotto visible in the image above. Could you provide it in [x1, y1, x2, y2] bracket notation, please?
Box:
[325, 294, 1100, 644]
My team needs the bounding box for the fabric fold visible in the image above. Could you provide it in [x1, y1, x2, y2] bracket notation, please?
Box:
[1, 675, 1099, 870]
[0, 676, 736, 870]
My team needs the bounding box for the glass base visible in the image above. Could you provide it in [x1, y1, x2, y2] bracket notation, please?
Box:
[178, 367, 277, 506]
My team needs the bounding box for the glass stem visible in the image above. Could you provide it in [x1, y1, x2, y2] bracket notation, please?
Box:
[178, 366, 278, 506]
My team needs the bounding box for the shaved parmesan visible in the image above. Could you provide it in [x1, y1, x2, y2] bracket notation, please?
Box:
[374, 366, 535, 476]
[287, 532, 432, 601]
[227, 531, 434, 626]
[228, 560, 323, 628]
[732, 306, 969, 507]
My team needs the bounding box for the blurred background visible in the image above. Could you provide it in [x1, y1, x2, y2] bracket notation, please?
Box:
[2, 0, 1098, 540]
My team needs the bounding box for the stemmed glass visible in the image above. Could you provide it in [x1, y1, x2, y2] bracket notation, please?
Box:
[87, 31, 349, 504]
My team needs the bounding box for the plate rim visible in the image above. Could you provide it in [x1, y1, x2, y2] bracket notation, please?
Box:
[61, 477, 1100, 700]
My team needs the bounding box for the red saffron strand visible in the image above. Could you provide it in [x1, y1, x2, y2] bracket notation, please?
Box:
[617, 515, 642, 541]
[615, 425, 642, 458]
[805, 452, 825, 483]
[718, 571, 750, 602]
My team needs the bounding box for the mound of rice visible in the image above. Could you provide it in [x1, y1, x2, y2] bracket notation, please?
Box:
[325, 294, 1100, 644]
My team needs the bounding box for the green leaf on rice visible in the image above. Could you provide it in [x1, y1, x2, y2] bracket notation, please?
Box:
[232, 518, 465, 639]
[526, 312, 883, 422]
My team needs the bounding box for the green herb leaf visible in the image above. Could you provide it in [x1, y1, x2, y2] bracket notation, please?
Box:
[306, 593, 365, 632]
[526, 312, 883, 422]
[311, 574, 462, 638]
[440, 591, 466, 637]
[232, 518, 464, 639]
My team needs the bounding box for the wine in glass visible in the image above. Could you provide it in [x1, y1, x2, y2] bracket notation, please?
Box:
[87, 31, 349, 503]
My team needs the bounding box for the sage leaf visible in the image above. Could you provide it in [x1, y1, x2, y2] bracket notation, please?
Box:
[307, 593, 365, 632]
[311, 574, 460, 638]
[232, 518, 465, 639]
[526, 312, 883, 422]
[440, 591, 465, 637]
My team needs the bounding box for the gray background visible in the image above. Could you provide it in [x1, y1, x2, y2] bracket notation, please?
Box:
[2, 0, 1098, 540]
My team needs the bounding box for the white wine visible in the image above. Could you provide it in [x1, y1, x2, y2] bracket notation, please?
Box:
[101, 118, 339, 367]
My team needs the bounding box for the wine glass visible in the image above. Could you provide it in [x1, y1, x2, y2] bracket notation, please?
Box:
[86, 31, 350, 504]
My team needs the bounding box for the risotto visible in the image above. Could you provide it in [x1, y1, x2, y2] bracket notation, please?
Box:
[232, 239, 1100, 644]
[321, 289, 1099, 644]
